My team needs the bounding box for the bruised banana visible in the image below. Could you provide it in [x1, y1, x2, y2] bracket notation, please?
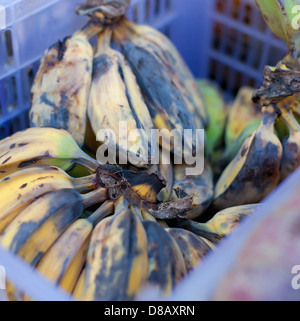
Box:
[0, 127, 100, 179]
[88, 29, 157, 168]
[33, 201, 114, 298]
[171, 163, 214, 220]
[142, 221, 187, 294]
[113, 18, 203, 157]
[117, 18, 209, 127]
[213, 106, 282, 211]
[0, 166, 98, 234]
[197, 79, 227, 161]
[254, 0, 300, 55]
[79, 207, 148, 301]
[166, 228, 212, 272]
[225, 86, 262, 149]
[1, 187, 107, 301]
[277, 104, 300, 181]
[176, 204, 260, 244]
[30, 21, 102, 147]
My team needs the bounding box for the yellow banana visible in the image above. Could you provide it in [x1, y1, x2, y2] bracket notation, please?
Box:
[30, 21, 102, 147]
[33, 201, 114, 297]
[176, 204, 260, 244]
[225, 87, 262, 149]
[213, 106, 282, 211]
[0, 127, 100, 179]
[171, 163, 214, 220]
[142, 221, 187, 295]
[0, 166, 98, 234]
[113, 18, 205, 157]
[88, 29, 157, 168]
[79, 207, 148, 301]
[166, 228, 212, 272]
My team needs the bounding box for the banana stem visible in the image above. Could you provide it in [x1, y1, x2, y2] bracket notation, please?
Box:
[95, 29, 113, 56]
[82, 188, 108, 208]
[87, 200, 115, 227]
[77, 156, 101, 173]
[72, 174, 98, 192]
[77, 20, 104, 39]
[261, 105, 278, 132]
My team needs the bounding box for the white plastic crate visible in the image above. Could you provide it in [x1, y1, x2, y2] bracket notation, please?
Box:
[0, 0, 291, 301]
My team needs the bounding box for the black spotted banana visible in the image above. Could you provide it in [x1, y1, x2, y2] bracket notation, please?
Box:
[113, 18, 204, 157]
[176, 204, 260, 244]
[171, 163, 214, 220]
[157, 148, 174, 202]
[88, 29, 157, 168]
[1, 187, 107, 301]
[0, 127, 100, 179]
[79, 207, 148, 301]
[0, 166, 98, 234]
[166, 228, 212, 272]
[142, 221, 187, 295]
[32, 200, 114, 298]
[213, 106, 282, 211]
[30, 21, 102, 147]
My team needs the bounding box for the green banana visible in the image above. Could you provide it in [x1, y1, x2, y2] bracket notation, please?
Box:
[254, 0, 300, 55]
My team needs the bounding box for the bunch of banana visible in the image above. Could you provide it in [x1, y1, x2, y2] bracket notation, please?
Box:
[0, 127, 100, 179]
[87, 29, 157, 167]
[0, 166, 99, 234]
[170, 163, 214, 220]
[254, 0, 300, 56]
[213, 105, 282, 211]
[113, 17, 207, 157]
[30, 200, 114, 299]
[77, 204, 149, 301]
[30, 21, 103, 147]
[0, 187, 108, 300]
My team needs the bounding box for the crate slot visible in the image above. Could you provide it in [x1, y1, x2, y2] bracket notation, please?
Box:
[0, 29, 15, 69]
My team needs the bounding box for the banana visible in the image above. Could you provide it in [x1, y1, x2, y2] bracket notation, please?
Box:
[176, 204, 260, 244]
[171, 163, 214, 220]
[142, 221, 187, 294]
[166, 228, 212, 272]
[213, 106, 282, 211]
[0, 166, 98, 234]
[30, 21, 102, 147]
[197, 79, 227, 161]
[1, 187, 107, 301]
[0, 127, 100, 179]
[113, 18, 204, 157]
[220, 119, 261, 169]
[79, 207, 148, 301]
[277, 104, 300, 181]
[88, 29, 157, 168]
[254, 0, 300, 55]
[225, 87, 262, 149]
[73, 267, 86, 300]
[33, 200, 114, 297]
